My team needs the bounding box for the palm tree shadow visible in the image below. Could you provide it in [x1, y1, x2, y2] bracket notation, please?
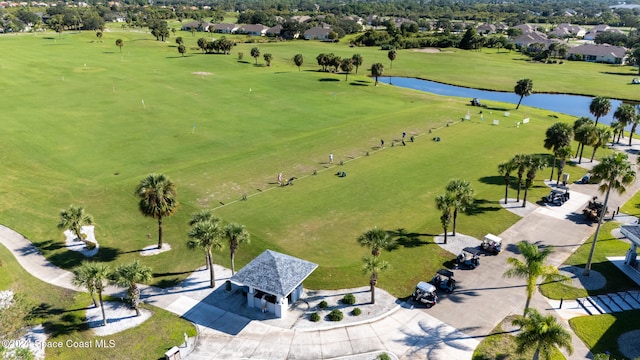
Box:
[465, 198, 502, 216]
[387, 228, 431, 248]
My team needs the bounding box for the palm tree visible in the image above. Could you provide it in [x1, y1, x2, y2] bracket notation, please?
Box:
[498, 160, 516, 204]
[250, 47, 260, 64]
[57, 205, 94, 246]
[388, 49, 396, 70]
[178, 44, 186, 57]
[357, 227, 395, 257]
[628, 113, 640, 146]
[584, 153, 636, 276]
[543, 122, 573, 182]
[72, 261, 110, 326]
[613, 103, 636, 144]
[522, 156, 547, 207]
[611, 120, 625, 144]
[435, 193, 454, 244]
[590, 127, 612, 162]
[445, 179, 475, 236]
[188, 214, 224, 288]
[514, 78, 533, 110]
[589, 96, 611, 126]
[111, 260, 153, 316]
[115, 38, 123, 53]
[572, 116, 593, 156]
[574, 123, 596, 164]
[504, 241, 568, 315]
[340, 58, 354, 81]
[224, 223, 250, 275]
[554, 146, 573, 184]
[512, 154, 530, 202]
[263, 53, 273, 67]
[135, 173, 179, 249]
[511, 308, 573, 360]
[371, 63, 384, 86]
[293, 53, 303, 71]
[362, 255, 389, 304]
[351, 53, 363, 74]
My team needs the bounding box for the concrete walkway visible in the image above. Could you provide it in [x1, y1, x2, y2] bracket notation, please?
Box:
[3, 141, 640, 359]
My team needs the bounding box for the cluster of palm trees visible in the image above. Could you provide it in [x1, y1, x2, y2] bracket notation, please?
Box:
[187, 210, 250, 288]
[498, 155, 547, 207]
[435, 179, 475, 244]
[357, 227, 395, 304]
[72, 260, 153, 326]
[503, 240, 574, 359]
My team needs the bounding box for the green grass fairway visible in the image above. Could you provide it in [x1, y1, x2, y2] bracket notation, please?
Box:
[0, 29, 605, 297]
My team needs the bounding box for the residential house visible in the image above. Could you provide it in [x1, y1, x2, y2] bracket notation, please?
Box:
[304, 26, 332, 41]
[567, 43, 627, 64]
[266, 24, 282, 37]
[513, 24, 537, 34]
[237, 24, 268, 36]
[583, 24, 622, 40]
[211, 23, 239, 34]
[290, 15, 311, 23]
[477, 23, 496, 34]
[181, 21, 212, 32]
[513, 31, 553, 48]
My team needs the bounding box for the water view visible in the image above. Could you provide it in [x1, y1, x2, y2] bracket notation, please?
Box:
[388, 77, 625, 126]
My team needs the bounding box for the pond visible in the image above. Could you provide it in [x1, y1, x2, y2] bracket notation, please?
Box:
[388, 77, 626, 127]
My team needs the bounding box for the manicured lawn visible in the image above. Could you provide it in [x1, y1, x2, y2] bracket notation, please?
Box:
[539, 221, 637, 300]
[0, 29, 617, 299]
[570, 310, 640, 359]
[0, 242, 196, 360]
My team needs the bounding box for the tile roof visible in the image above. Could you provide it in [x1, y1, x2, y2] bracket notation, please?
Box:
[231, 250, 318, 297]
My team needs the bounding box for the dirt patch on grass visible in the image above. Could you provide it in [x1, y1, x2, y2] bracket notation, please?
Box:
[412, 48, 442, 53]
[192, 72, 213, 76]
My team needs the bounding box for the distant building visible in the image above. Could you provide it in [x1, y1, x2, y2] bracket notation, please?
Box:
[181, 21, 212, 32]
[237, 24, 269, 36]
[211, 23, 239, 34]
[567, 43, 627, 64]
[304, 26, 332, 41]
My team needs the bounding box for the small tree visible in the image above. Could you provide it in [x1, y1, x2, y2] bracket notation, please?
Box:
[110, 260, 153, 316]
[188, 213, 224, 288]
[175, 36, 183, 45]
[96, 31, 102, 42]
[498, 160, 516, 204]
[197, 38, 207, 53]
[445, 179, 475, 236]
[57, 205, 94, 247]
[293, 53, 303, 71]
[115, 38, 123, 53]
[522, 156, 547, 207]
[357, 227, 395, 257]
[351, 53, 363, 74]
[178, 44, 186, 57]
[135, 174, 179, 249]
[591, 127, 612, 162]
[223, 223, 250, 275]
[72, 261, 110, 326]
[387, 49, 396, 69]
[511, 308, 573, 360]
[435, 193, 454, 244]
[340, 58, 354, 81]
[362, 256, 389, 304]
[263, 53, 273, 66]
[250, 47, 260, 64]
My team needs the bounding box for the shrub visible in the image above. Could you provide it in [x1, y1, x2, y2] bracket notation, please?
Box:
[310, 312, 320, 322]
[318, 300, 328, 309]
[238, 52, 243, 60]
[342, 293, 356, 305]
[351, 307, 361, 316]
[378, 353, 391, 360]
[327, 309, 343, 321]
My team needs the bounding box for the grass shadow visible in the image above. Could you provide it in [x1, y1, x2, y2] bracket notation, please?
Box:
[349, 81, 369, 86]
[155, 277, 182, 288]
[319, 78, 340, 82]
[466, 198, 503, 216]
[477, 175, 504, 186]
[33, 239, 65, 252]
[388, 228, 431, 248]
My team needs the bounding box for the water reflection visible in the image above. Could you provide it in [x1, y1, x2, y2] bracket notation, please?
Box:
[389, 77, 627, 127]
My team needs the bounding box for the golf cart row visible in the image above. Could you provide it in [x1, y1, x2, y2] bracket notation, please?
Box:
[412, 234, 503, 308]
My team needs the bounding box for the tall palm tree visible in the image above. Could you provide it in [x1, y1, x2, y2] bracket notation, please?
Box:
[445, 179, 475, 236]
[115, 38, 123, 53]
[511, 308, 573, 360]
[72, 261, 111, 326]
[512, 154, 530, 202]
[589, 96, 611, 126]
[340, 58, 354, 81]
[351, 53, 363, 74]
[498, 160, 516, 204]
[110, 260, 153, 316]
[362, 255, 389, 304]
[574, 123, 596, 164]
[135, 173, 179, 249]
[543, 122, 573, 182]
[572, 117, 592, 157]
[357, 227, 395, 257]
[435, 193, 454, 244]
[57, 205, 94, 246]
[628, 113, 640, 146]
[590, 127, 612, 162]
[522, 156, 547, 208]
[504, 241, 568, 315]
[514, 78, 533, 110]
[584, 153, 636, 276]
[613, 103, 636, 144]
[224, 223, 250, 275]
[293, 53, 304, 71]
[611, 120, 625, 144]
[371, 63, 384, 86]
[188, 215, 224, 288]
[554, 146, 573, 184]
[388, 49, 396, 69]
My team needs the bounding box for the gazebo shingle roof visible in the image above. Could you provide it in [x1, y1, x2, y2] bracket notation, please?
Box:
[231, 250, 318, 297]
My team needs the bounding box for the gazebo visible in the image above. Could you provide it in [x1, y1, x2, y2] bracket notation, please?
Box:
[231, 250, 317, 318]
[620, 225, 640, 267]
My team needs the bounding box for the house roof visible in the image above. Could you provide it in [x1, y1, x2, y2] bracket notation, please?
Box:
[621, 225, 640, 246]
[212, 23, 238, 32]
[238, 24, 268, 33]
[567, 43, 627, 58]
[231, 250, 318, 298]
[304, 26, 332, 37]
